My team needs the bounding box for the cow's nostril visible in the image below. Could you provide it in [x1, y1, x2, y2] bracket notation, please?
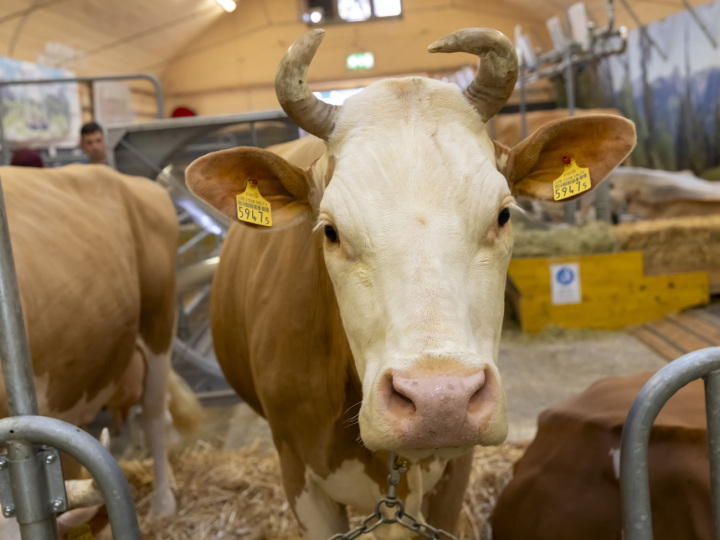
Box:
[384, 375, 417, 419]
[390, 384, 416, 409]
[467, 369, 491, 415]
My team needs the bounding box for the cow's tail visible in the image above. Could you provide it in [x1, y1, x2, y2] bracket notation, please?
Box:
[167, 369, 203, 434]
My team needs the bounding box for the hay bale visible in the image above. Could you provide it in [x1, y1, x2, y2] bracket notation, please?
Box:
[511, 221, 619, 259]
[616, 215, 720, 291]
[110, 442, 526, 540]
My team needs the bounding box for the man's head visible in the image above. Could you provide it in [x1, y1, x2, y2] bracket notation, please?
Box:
[79, 122, 107, 164]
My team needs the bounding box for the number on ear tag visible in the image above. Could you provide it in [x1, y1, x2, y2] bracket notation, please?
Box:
[236, 180, 272, 227]
[553, 159, 591, 201]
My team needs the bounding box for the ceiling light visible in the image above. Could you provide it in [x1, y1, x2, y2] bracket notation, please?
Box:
[215, 0, 237, 12]
[303, 8, 324, 24]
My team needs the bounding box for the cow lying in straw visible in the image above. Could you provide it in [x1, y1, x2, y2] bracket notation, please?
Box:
[186, 28, 636, 539]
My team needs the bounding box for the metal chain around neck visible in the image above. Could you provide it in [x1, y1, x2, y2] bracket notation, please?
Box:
[328, 452, 459, 540]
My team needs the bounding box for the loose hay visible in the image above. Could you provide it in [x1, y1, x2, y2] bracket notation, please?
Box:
[512, 221, 620, 259]
[114, 441, 526, 540]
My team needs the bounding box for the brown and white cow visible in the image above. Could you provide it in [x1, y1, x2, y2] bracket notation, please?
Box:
[0, 164, 200, 535]
[186, 28, 636, 539]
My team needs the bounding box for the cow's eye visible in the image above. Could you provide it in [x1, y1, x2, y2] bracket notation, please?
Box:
[324, 224, 339, 243]
[498, 208, 510, 227]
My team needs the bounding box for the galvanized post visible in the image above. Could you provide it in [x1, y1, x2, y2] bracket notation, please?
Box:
[519, 63, 528, 140]
[706, 369, 720, 540]
[0, 416, 141, 540]
[0, 172, 57, 538]
[0, 96, 8, 168]
[620, 347, 720, 540]
[563, 48, 576, 225]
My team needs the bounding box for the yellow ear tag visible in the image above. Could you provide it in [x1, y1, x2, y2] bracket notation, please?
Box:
[553, 158, 591, 201]
[64, 523, 93, 540]
[236, 179, 272, 227]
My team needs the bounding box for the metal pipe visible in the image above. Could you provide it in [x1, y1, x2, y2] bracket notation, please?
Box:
[519, 63, 528, 139]
[183, 285, 211, 319]
[617, 0, 668, 60]
[172, 338, 225, 379]
[0, 103, 8, 169]
[563, 50, 576, 225]
[117, 139, 165, 176]
[681, 0, 718, 49]
[705, 370, 720, 540]
[0, 73, 165, 165]
[177, 257, 220, 295]
[0, 172, 57, 538]
[5, 442, 57, 539]
[0, 174, 38, 417]
[606, 0, 616, 35]
[0, 74, 164, 119]
[620, 347, 720, 540]
[0, 416, 141, 540]
[178, 229, 212, 257]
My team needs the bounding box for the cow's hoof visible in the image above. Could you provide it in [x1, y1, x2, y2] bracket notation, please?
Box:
[151, 490, 177, 517]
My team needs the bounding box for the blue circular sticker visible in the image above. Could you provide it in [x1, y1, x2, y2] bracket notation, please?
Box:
[556, 267, 575, 285]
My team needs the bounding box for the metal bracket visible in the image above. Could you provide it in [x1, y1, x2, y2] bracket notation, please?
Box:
[38, 447, 68, 514]
[0, 454, 14, 517]
[0, 447, 67, 518]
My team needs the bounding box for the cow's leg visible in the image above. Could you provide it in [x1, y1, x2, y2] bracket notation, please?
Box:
[0, 514, 20, 540]
[422, 450, 473, 534]
[137, 339, 176, 516]
[279, 449, 348, 540]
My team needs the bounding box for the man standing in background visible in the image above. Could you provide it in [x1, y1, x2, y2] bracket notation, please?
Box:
[79, 121, 107, 165]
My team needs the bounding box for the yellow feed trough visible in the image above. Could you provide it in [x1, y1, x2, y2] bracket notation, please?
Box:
[507, 251, 709, 333]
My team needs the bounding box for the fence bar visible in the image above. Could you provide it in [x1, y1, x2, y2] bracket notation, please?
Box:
[620, 347, 720, 540]
[0, 416, 141, 540]
[681, 0, 718, 49]
[0, 172, 57, 539]
[0, 73, 165, 165]
[616, 0, 667, 60]
[706, 369, 720, 540]
[563, 49, 576, 225]
[0, 178, 38, 417]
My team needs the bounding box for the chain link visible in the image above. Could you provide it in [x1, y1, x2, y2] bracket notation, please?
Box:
[328, 453, 459, 540]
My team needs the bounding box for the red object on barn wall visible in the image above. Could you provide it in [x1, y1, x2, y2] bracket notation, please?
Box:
[171, 106, 196, 118]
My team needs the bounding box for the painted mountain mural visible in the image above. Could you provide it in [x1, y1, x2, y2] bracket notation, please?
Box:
[601, 1, 720, 178]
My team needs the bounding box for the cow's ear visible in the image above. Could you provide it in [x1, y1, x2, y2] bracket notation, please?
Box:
[498, 115, 636, 202]
[185, 147, 312, 227]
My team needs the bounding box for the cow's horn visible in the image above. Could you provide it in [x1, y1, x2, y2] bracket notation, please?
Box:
[65, 479, 104, 510]
[428, 28, 518, 122]
[276, 29, 339, 141]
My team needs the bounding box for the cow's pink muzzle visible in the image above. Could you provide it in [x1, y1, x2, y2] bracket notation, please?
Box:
[379, 368, 502, 448]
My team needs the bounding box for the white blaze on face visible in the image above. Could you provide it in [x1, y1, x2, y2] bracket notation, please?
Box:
[316, 78, 514, 454]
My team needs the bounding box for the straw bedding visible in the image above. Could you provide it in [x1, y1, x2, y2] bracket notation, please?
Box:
[107, 441, 526, 540]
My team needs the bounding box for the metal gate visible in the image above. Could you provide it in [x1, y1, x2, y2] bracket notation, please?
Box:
[621, 346, 720, 540]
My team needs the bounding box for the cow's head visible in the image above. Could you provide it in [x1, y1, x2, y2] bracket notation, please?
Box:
[187, 28, 636, 459]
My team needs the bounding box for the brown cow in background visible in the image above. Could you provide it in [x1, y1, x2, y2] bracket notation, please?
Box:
[0, 164, 201, 538]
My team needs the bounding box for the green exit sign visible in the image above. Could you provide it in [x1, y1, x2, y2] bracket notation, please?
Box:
[346, 52, 374, 70]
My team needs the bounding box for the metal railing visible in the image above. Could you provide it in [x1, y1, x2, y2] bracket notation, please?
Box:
[0, 171, 141, 538]
[620, 346, 720, 540]
[0, 73, 165, 166]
